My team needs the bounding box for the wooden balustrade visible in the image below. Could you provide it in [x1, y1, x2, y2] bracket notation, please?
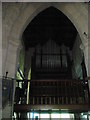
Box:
[15, 79, 89, 105]
[29, 79, 89, 105]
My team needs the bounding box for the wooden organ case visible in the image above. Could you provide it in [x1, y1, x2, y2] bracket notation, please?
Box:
[31, 39, 72, 79]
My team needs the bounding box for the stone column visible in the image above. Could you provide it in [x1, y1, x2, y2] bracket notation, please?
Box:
[5, 40, 20, 78]
[88, 0, 90, 94]
[2, 39, 20, 119]
[0, 1, 2, 120]
[80, 39, 90, 92]
[87, 42, 90, 93]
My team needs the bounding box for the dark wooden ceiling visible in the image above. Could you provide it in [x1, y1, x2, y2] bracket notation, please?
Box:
[23, 6, 77, 50]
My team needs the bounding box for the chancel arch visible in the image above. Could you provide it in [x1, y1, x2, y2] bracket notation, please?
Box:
[3, 2, 88, 78]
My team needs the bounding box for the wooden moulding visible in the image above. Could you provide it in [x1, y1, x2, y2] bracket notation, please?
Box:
[14, 104, 90, 113]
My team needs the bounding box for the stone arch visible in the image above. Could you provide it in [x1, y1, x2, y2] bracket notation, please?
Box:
[3, 2, 88, 77]
[9, 2, 88, 45]
[2, 3, 89, 118]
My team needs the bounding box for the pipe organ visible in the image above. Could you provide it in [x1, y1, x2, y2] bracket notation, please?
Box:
[31, 39, 72, 79]
[14, 39, 90, 115]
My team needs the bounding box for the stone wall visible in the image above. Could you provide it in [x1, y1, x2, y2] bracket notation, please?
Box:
[0, 1, 2, 120]
[72, 34, 83, 79]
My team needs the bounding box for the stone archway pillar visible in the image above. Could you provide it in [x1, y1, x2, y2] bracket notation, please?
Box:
[87, 41, 90, 92]
[80, 38, 90, 92]
[5, 40, 20, 78]
[2, 39, 21, 119]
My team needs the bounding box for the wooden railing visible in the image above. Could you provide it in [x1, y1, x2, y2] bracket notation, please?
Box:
[29, 79, 89, 105]
[15, 79, 90, 105]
